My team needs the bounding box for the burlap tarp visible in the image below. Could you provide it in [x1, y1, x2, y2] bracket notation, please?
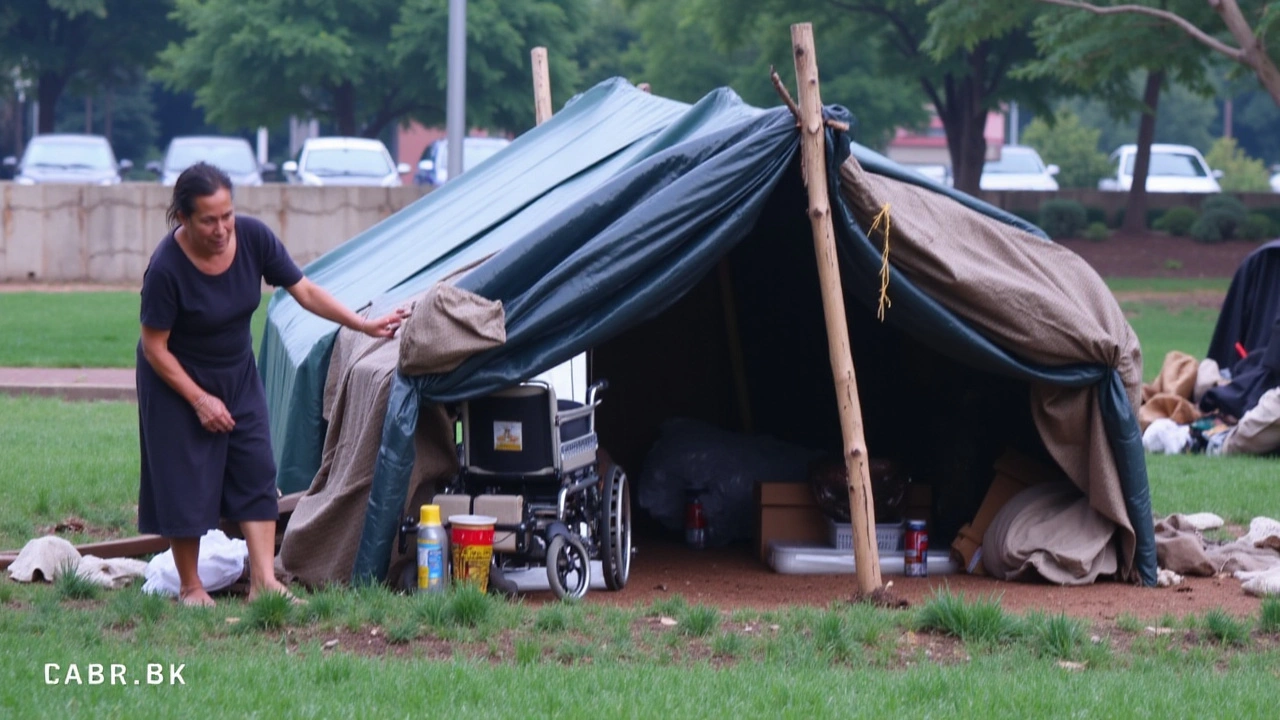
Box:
[277, 284, 505, 587]
[839, 158, 1143, 578]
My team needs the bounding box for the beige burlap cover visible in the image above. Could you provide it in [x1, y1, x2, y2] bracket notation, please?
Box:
[278, 283, 504, 587]
[839, 158, 1144, 580]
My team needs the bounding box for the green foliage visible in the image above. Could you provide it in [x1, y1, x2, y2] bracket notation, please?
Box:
[1153, 206, 1199, 236]
[1083, 222, 1110, 242]
[446, 584, 493, 627]
[243, 592, 293, 630]
[1200, 608, 1250, 647]
[1190, 194, 1248, 243]
[1024, 611, 1087, 661]
[53, 562, 102, 602]
[157, 0, 587, 137]
[679, 604, 719, 637]
[1038, 199, 1088, 239]
[1260, 598, 1280, 634]
[1113, 207, 1166, 231]
[1240, 212, 1276, 241]
[915, 589, 1018, 644]
[1205, 137, 1271, 193]
[1022, 110, 1111, 189]
[1085, 206, 1108, 226]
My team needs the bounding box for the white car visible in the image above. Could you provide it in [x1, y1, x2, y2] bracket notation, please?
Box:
[148, 135, 273, 186]
[979, 145, 1059, 191]
[282, 137, 410, 187]
[2, 134, 132, 185]
[1098, 143, 1222, 193]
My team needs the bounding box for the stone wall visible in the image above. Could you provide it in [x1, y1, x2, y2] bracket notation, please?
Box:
[0, 183, 429, 283]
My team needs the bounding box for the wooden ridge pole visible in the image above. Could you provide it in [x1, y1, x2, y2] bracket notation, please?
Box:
[790, 22, 882, 594]
[531, 47, 553, 125]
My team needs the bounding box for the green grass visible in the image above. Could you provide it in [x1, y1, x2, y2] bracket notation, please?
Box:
[1104, 277, 1230, 294]
[0, 292, 273, 367]
[1144, 453, 1278, 524]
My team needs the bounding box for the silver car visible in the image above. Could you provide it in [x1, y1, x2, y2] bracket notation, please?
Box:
[3, 134, 132, 185]
[148, 135, 274, 186]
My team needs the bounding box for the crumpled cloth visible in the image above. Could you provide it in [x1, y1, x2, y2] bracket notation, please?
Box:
[1236, 567, 1280, 597]
[982, 481, 1118, 585]
[141, 530, 247, 597]
[1142, 418, 1191, 454]
[1139, 351, 1202, 432]
[7, 535, 148, 589]
[1155, 514, 1280, 576]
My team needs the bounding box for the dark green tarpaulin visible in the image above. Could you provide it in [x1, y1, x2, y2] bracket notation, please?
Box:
[259, 78, 1156, 587]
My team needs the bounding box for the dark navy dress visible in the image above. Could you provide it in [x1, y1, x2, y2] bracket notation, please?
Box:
[136, 216, 303, 537]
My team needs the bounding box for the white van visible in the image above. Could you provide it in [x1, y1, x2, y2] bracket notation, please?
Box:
[1098, 143, 1221, 193]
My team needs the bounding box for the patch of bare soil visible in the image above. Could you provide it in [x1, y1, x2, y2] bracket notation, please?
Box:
[1058, 231, 1258, 279]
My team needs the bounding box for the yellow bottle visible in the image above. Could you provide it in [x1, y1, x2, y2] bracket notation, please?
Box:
[417, 505, 449, 592]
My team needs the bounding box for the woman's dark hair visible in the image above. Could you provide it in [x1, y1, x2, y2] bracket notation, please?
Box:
[166, 162, 233, 226]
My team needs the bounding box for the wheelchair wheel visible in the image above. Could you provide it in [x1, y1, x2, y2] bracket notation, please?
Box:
[546, 534, 590, 600]
[599, 464, 632, 590]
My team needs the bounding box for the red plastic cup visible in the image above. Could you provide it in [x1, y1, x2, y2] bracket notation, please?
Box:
[448, 514, 496, 592]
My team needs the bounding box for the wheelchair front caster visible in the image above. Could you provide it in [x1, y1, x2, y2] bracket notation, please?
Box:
[546, 533, 590, 600]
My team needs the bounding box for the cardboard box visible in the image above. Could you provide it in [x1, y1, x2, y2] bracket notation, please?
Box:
[950, 449, 1064, 574]
[756, 482, 827, 563]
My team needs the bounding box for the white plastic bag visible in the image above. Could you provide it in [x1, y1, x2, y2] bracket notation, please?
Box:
[141, 529, 248, 597]
[1142, 418, 1191, 454]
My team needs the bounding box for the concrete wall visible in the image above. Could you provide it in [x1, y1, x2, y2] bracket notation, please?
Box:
[0, 183, 429, 283]
[5, 182, 1280, 284]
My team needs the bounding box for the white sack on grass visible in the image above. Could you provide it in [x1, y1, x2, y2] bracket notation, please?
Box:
[1142, 418, 1191, 455]
[141, 530, 247, 597]
[7, 536, 82, 582]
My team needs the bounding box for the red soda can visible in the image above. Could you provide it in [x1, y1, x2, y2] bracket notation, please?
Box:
[685, 491, 707, 550]
[904, 519, 928, 577]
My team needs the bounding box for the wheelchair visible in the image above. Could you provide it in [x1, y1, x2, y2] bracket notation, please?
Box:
[433, 379, 632, 600]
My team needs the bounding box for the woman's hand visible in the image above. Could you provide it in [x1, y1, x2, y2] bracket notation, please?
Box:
[360, 307, 411, 338]
[193, 394, 235, 433]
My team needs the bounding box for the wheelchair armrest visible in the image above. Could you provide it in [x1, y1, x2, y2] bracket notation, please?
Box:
[556, 402, 598, 425]
[586, 379, 609, 406]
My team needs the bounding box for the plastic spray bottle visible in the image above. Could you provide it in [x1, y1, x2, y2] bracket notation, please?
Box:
[417, 504, 449, 592]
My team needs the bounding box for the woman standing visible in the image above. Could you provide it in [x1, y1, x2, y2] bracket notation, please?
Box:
[138, 162, 405, 606]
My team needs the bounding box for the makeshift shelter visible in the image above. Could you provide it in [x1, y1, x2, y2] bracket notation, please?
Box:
[259, 78, 1157, 587]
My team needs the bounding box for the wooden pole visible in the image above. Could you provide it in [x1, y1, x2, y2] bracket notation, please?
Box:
[790, 22, 882, 594]
[531, 47, 553, 126]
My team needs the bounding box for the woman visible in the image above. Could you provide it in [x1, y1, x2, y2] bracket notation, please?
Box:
[137, 162, 406, 607]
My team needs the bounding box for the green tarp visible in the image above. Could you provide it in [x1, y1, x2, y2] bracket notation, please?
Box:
[259, 78, 1156, 586]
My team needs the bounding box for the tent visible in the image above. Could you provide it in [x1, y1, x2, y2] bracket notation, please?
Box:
[259, 78, 1157, 587]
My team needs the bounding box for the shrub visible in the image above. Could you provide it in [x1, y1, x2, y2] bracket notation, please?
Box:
[1038, 199, 1088, 239]
[1007, 208, 1041, 227]
[1084, 206, 1108, 227]
[1153, 206, 1198, 236]
[1190, 212, 1227, 243]
[1083, 222, 1110, 242]
[1112, 207, 1165, 230]
[1190, 195, 1248, 242]
[1205, 137, 1271, 192]
[1239, 212, 1275, 241]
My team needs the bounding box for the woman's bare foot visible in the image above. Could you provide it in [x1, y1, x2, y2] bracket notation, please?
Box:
[178, 587, 216, 607]
[248, 579, 306, 605]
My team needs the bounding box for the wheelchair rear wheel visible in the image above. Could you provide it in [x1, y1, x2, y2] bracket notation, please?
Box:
[546, 533, 590, 600]
[599, 464, 632, 590]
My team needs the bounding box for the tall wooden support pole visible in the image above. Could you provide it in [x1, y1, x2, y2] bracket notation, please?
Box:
[791, 23, 882, 594]
[531, 47, 553, 126]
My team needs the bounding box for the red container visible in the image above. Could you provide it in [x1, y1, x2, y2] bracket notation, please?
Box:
[685, 495, 707, 550]
[448, 514, 496, 591]
[904, 519, 928, 577]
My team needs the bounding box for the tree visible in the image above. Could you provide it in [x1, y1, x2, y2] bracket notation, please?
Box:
[156, 0, 586, 139]
[692, 0, 1067, 193]
[0, 0, 175, 133]
[1021, 110, 1110, 188]
[1035, 0, 1280, 108]
[1011, 1, 1218, 231]
[1205, 135, 1271, 190]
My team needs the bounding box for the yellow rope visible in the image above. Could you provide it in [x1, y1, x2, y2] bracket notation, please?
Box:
[870, 203, 892, 321]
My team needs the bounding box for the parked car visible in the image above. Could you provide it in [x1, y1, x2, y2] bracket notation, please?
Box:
[147, 135, 274, 186]
[979, 145, 1059, 191]
[901, 162, 953, 187]
[282, 137, 410, 187]
[415, 136, 512, 187]
[1098, 143, 1222, 193]
[1269, 169, 1280, 193]
[2, 133, 132, 185]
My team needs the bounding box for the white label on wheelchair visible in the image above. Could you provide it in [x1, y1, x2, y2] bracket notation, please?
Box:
[494, 421, 523, 451]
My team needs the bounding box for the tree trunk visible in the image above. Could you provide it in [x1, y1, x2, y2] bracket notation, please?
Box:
[936, 48, 991, 196]
[333, 82, 357, 137]
[37, 73, 68, 134]
[1122, 70, 1163, 234]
